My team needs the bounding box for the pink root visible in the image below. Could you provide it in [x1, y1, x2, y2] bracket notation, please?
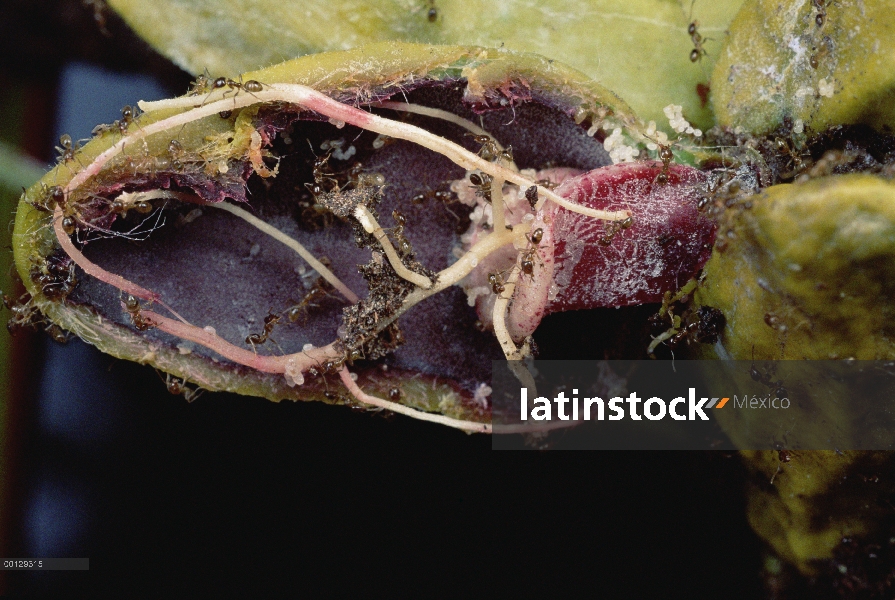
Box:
[142, 309, 344, 375]
[53, 206, 160, 303]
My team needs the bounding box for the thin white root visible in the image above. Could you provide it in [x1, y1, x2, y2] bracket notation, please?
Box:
[213, 202, 360, 303]
[372, 100, 519, 172]
[134, 84, 628, 222]
[338, 368, 491, 433]
[492, 264, 524, 360]
[353, 205, 433, 290]
[507, 359, 537, 397]
[491, 176, 506, 234]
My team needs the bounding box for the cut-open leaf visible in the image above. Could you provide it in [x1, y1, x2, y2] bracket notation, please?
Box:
[19, 43, 713, 430]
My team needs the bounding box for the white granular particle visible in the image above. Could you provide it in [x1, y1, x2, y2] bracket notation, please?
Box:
[302, 343, 315, 352]
[818, 78, 835, 97]
[603, 128, 639, 163]
[466, 285, 491, 307]
[473, 383, 492, 408]
[663, 104, 702, 137]
[284, 358, 304, 387]
[793, 119, 805, 134]
[203, 326, 216, 335]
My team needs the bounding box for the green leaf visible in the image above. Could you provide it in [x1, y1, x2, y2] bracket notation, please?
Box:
[108, 0, 744, 128]
[712, 0, 895, 134]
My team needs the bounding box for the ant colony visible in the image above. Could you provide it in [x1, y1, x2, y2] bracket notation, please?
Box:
[17, 53, 718, 433]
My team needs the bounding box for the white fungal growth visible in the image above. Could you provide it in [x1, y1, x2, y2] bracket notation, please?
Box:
[473, 383, 492, 408]
[663, 105, 702, 138]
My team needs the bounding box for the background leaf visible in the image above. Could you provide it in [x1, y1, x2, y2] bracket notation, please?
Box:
[108, 0, 744, 128]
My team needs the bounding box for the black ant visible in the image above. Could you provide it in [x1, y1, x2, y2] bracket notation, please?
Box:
[488, 271, 506, 296]
[124, 294, 152, 331]
[246, 310, 280, 348]
[774, 137, 810, 177]
[118, 105, 137, 136]
[390, 209, 413, 256]
[3, 292, 43, 335]
[469, 172, 493, 203]
[809, 35, 833, 69]
[158, 371, 203, 402]
[304, 147, 339, 195]
[686, 1, 711, 62]
[56, 134, 78, 164]
[465, 133, 513, 163]
[30, 185, 66, 213]
[655, 144, 674, 185]
[284, 275, 334, 324]
[347, 162, 385, 188]
[285, 288, 329, 323]
[30, 253, 77, 302]
[520, 228, 544, 277]
[598, 215, 634, 246]
[167, 139, 186, 170]
[60, 215, 77, 235]
[212, 76, 265, 105]
[188, 69, 213, 97]
[813, 0, 828, 28]
[427, 0, 438, 21]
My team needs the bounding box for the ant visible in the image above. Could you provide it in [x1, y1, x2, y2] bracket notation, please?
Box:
[520, 227, 545, 277]
[347, 162, 386, 188]
[304, 147, 339, 195]
[809, 35, 833, 69]
[60, 215, 78, 235]
[655, 144, 675, 185]
[465, 133, 513, 163]
[469, 172, 493, 203]
[188, 69, 213, 97]
[158, 371, 204, 402]
[813, 0, 828, 28]
[750, 346, 788, 398]
[31, 254, 77, 302]
[246, 310, 280, 349]
[56, 134, 78, 164]
[167, 139, 186, 170]
[686, 1, 711, 62]
[30, 185, 66, 213]
[426, 0, 438, 21]
[124, 294, 152, 331]
[597, 215, 634, 246]
[488, 271, 507, 296]
[212, 76, 265, 105]
[774, 137, 810, 177]
[118, 105, 137, 136]
[284, 275, 334, 324]
[285, 288, 329, 323]
[389, 209, 413, 256]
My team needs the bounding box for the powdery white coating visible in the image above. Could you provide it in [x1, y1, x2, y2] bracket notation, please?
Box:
[544, 163, 716, 314]
[506, 208, 556, 341]
[454, 168, 583, 331]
